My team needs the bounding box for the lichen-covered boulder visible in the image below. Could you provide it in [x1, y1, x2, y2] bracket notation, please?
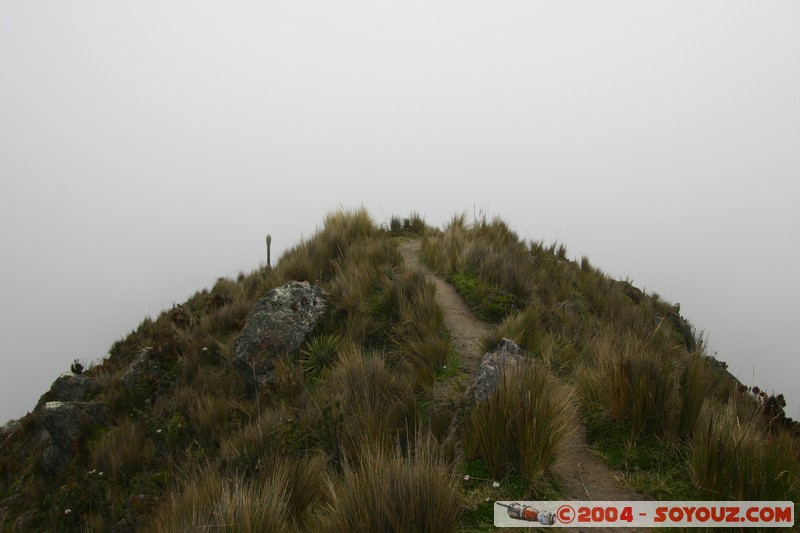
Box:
[40, 401, 108, 473]
[233, 281, 328, 392]
[469, 338, 527, 402]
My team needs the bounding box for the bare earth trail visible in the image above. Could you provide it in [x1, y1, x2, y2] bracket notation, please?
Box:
[399, 239, 648, 532]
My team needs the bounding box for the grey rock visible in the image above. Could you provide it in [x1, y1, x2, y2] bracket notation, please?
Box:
[469, 338, 527, 402]
[40, 431, 70, 475]
[35, 372, 92, 409]
[233, 281, 328, 392]
[40, 401, 109, 473]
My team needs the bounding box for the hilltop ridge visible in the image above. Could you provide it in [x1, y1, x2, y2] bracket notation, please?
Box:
[1, 209, 797, 531]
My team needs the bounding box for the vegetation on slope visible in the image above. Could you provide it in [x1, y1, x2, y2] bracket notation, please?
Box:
[422, 213, 800, 508]
[1, 208, 797, 532]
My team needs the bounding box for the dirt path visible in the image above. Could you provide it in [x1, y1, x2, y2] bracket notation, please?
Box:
[399, 240, 490, 376]
[399, 239, 648, 532]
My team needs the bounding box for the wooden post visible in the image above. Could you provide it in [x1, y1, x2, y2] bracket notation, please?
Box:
[266, 234, 272, 269]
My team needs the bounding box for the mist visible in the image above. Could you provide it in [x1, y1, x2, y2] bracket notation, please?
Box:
[1, 1, 798, 424]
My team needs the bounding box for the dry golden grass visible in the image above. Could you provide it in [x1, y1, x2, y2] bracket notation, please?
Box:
[690, 397, 800, 501]
[325, 436, 462, 533]
[90, 418, 153, 480]
[466, 358, 576, 482]
[576, 329, 683, 438]
[315, 345, 418, 462]
[147, 459, 316, 532]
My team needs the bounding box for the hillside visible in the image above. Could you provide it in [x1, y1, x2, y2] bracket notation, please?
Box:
[1, 209, 798, 532]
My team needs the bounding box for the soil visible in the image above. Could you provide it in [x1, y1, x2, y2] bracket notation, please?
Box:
[399, 239, 650, 532]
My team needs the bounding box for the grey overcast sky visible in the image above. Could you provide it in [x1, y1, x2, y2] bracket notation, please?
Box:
[1, 1, 798, 424]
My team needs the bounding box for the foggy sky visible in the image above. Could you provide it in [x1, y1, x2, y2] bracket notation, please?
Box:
[1, 1, 798, 424]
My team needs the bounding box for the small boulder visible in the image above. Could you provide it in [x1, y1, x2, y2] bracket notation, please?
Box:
[40, 401, 108, 473]
[232, 281, 328, 392]
[469, 338, 527, 402]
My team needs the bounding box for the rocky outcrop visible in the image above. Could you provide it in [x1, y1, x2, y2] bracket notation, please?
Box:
[122, 348, 153, 388]
[468, 338, 527, 402]
[40, 401, 108, 474]
[35, 372, 92, 410]
[232, 281, 328, 392]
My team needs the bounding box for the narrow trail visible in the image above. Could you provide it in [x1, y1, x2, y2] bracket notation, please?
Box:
[399, 240, 490, 376]
[399, 239, 649, 533]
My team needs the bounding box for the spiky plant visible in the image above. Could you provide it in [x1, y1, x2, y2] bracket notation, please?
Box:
[301, 334, 342, 380]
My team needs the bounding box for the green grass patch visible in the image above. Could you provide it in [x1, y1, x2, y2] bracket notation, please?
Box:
[458, 459, 563, 532]
[436, 342, 463, 380]
[582, 407, 697, 500]
[449, 272, 520, 323]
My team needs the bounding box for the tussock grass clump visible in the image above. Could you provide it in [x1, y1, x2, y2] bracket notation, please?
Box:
[316, 346, 417, 461]
[389, 211, 429, 235]
[274, 207, 378, 284]
[91, 418, 152, 481]
[577, 326, 735, 441]
[480, 304, 547, 354]
[576, 330, 682, 438]
[675, 351, 726, 438]
[466, 359, 575, 482]
[689, 398, 800, 501]
[326, 437, 462, 533]
[198, 299, 252, 343]
[387, 269, 450, 386]
[219, 405, 304, 473]
[324, 232, 404, 347]
[422, 214, 534, 306]
[149, 454, 329, 532]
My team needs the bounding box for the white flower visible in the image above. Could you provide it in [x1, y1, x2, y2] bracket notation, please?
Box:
[64, 509, 72, 515]
[98, 472, 104, 477]
[156, 429, 162, 434]
[492, 481, 500, 488]
[443, 365, 447, 369]
[486, 497, 491, 502]
[463, 475, 470, 481]
[202, 347, 208, 352]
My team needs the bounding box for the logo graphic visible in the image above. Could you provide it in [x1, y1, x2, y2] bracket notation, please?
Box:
[496, 502, 556, 525]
